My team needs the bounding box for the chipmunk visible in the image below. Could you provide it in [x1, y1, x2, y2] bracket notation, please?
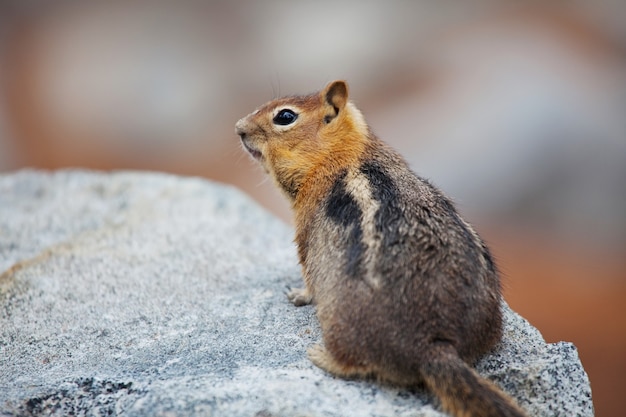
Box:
[235, 80, 528, 417]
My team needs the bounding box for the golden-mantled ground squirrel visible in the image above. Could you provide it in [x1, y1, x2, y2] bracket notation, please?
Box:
[235, 81, 528, 417]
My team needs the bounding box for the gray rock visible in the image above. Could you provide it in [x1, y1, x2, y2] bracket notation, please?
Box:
[0, 170, 593, 417]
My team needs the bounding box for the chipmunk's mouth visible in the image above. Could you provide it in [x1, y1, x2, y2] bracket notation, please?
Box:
[241, 140, 263, 160]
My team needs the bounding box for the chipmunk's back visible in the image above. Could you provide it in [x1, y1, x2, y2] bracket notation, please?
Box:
[299, 141, 502, 379]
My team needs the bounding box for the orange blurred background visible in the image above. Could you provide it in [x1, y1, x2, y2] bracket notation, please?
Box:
[0, 2, 624, 416]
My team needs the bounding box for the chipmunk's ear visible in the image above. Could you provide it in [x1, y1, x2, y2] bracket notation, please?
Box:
[322, 80, 349, 124]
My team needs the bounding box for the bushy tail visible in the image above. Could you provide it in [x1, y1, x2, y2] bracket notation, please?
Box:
[420, 344, 528, 417]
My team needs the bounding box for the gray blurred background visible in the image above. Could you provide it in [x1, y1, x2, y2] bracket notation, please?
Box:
[1, 1, 624, 416]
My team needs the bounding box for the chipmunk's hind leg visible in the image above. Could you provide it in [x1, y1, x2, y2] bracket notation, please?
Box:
[307, 344, 373, 379]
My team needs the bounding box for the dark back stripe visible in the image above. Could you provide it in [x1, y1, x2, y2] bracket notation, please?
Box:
[325, 170, 366, 278]
[326, 170, 360, 228]
[359, 161, 404, 246]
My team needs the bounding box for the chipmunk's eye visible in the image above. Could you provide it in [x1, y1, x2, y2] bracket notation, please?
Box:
[273, 109, 298, 126]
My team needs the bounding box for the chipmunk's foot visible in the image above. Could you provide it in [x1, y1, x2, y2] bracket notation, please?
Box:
[286, 287, 312, 306]
[307, 344, 371, 379]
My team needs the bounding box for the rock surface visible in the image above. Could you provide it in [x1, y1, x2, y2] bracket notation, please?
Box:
[0, 170, 594, 417]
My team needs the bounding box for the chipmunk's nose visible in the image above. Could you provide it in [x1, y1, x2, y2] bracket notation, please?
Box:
[235, 119, 247, 140]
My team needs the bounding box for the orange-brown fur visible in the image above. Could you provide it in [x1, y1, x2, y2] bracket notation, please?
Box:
[235, 81, 528, 417]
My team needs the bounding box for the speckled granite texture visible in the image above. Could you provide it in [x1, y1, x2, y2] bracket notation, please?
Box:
[0, 170, 594, 416]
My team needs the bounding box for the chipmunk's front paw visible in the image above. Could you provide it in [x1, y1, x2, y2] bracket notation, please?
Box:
[286, 287, 312, 306]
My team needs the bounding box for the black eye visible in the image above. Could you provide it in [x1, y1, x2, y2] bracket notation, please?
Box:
[273, 109, 298, 126]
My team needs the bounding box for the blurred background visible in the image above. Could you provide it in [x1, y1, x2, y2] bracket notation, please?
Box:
[0, 1, 624, 415]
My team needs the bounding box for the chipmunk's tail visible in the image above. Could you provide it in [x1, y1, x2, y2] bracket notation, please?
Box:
[419, 343, 528, 417]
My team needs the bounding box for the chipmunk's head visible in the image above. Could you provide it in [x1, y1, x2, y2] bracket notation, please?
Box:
[235, 80, 368, 200]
